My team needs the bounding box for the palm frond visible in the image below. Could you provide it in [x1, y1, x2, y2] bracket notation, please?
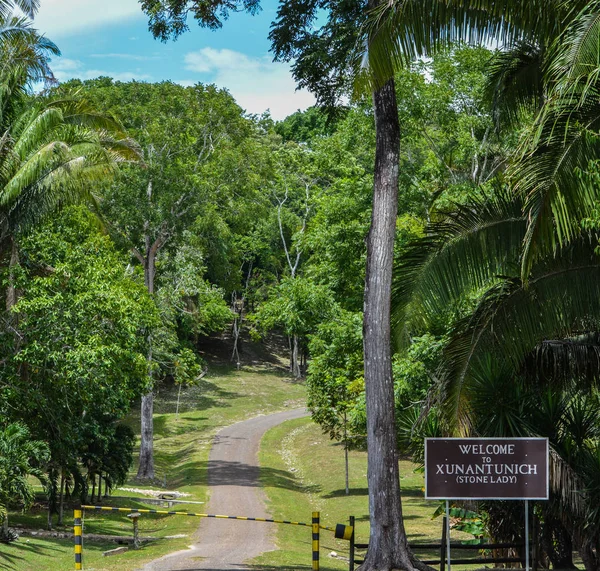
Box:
[548, 0, 600, 103]
[0, 0, 39, 19]
[440, 236, 600, 428]
[522, 334, 600, 385]
[485, 41, 544, 129]
[515, 100, 600, 277]
[392, 189, 525, 345]
[362, 0, 565, 88]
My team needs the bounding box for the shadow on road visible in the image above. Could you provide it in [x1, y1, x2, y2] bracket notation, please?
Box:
[208, 459, 320, 494]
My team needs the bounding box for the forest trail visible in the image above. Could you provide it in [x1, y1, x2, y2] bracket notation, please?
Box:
[139, 407, 308, 570]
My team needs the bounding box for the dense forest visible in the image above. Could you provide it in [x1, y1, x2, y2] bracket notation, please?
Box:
[2, 0, 600, 569]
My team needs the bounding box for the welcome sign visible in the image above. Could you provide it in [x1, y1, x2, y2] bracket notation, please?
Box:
[425, 438, 549, 500]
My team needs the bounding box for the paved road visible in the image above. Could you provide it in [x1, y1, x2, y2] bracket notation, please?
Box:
[140, 408, 308, 571]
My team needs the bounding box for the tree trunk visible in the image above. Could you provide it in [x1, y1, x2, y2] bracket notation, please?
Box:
[90, 474, 96, 504]
[137, 243, 157, 480]
[58, 470, 65, 526]
[6, 237, 19, 311]
[292, 334, 301, 378]
[136, 391, 155, 480]
[543, 520, 576, 570]
[344, 412, 350, 496]
[359, 77, 422, 571]
[580, 540, 600, 571]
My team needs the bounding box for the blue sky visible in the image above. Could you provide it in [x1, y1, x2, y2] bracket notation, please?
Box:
[31, 0, 315, 119]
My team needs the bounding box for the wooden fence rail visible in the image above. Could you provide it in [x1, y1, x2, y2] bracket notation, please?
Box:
[348, 516, 530, 571]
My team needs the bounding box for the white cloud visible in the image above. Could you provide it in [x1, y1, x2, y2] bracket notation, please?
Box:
[184, 48, 315, 120]
[51, 57, 151, 83]
[34, 0, 142, 37]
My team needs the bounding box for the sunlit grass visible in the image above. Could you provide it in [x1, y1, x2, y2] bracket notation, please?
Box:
[255, 417, 495, 571]
[1, 361, 306, 570]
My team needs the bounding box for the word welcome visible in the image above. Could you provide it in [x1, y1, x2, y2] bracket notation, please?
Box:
[458, 443, 515, 455]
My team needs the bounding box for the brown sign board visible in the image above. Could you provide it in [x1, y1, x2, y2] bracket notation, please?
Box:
[425, 438, 548, 500]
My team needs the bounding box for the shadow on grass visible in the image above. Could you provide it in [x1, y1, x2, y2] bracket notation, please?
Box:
[0, 537, 68, 570]
[322, 487, 369, 498]
[121, 456, 315, 493]
[154, 377, 243, 415]
[163, 567, 313, 571]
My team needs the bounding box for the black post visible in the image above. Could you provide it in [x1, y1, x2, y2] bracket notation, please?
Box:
[532, 509, 537, 571]
[349, 515, 355, 571]
[440, 516, 447, 571]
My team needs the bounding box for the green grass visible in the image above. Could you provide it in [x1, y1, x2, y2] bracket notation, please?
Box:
[2, 360, 579, 571]
[255, 417, 510, 571]
[0, 362, 306, 570]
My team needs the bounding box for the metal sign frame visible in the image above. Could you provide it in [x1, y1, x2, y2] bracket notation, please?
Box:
[425, 437, 549, 571]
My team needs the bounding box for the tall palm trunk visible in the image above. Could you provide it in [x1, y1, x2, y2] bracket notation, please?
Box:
[360, 75, 425, 570]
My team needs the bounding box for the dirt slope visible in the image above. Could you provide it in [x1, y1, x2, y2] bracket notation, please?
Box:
[140, 407, 308, 570]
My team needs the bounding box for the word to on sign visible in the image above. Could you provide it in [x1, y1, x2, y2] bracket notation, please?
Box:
[425, 438, 549, 500]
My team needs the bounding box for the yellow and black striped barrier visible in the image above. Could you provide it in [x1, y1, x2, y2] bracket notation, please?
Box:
[335, 523, 354, 541]
[75, 506, 345, 570]
[312, 511, 320, 571]
[73, 509, 82, 570]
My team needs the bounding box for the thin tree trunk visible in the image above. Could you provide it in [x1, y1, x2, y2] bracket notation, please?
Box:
[97, 474, 102, 504]
[292, 334, 301, 378]
[175, 381, 183, 421]
[58, 470, 65, 526]
[344, 411, 350, 496]
[137, 391, 155, 480]
[90, 474, 96, 504]
[359, 76, 425, 571]
[6, 237, 19, 311]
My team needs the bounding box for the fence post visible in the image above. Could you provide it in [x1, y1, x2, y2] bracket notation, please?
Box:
[349, 515, 355, 571]
[74, 509, 82, 570]
[312, 511, 320, 571]
[440, 515, 447, 571]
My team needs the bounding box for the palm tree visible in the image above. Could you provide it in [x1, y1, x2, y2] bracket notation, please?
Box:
[0, 422, 49, 539]
[364, 6, 600, 566]
[0, 0, 37, 21]
[391, 186, 600, 569]
[0, 17, 139, 307]
[367, 0, 600, 278]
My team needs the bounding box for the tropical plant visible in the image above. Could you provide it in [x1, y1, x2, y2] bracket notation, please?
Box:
[0, 422, 49, 539]
[0, 22, 139, 319]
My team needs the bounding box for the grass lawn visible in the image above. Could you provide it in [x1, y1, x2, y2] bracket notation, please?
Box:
[0, 361, 306, 571]
[255, 417, 530, 571]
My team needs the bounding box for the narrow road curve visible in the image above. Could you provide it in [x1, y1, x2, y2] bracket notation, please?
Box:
[141, 408, 308, 571]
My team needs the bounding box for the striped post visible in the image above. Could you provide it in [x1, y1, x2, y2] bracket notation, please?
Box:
[312, 511, 320, 571]
[74, 509, 83, 570]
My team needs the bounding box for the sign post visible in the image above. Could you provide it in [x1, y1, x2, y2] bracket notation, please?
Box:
[425, 438, 549, 571]
[445, 500, 451, 571]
